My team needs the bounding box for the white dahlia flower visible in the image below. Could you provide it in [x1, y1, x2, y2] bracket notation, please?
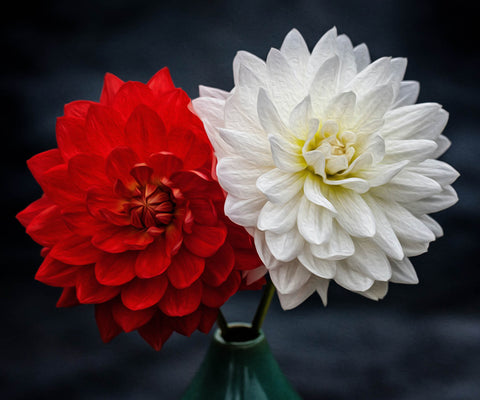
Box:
[193, 28, 459, 309]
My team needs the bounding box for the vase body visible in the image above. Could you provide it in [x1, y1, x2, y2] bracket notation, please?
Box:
[181, 322, 302, 400]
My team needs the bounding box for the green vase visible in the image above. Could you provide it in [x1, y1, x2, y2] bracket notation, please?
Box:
[181, 322, 302, 400]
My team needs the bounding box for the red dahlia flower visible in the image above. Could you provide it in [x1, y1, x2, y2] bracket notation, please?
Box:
[17, 68, 263, 350]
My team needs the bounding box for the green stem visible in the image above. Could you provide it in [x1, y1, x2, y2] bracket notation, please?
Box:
[251, 279, 276, 334]
[216, 308, 229, 338]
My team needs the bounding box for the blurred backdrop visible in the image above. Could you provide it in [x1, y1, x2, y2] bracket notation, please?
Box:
[2, 1, 479, 399]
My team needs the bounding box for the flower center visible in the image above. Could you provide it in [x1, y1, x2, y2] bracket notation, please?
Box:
[305, 120, 356, 176]
[126, 183, 175, 229]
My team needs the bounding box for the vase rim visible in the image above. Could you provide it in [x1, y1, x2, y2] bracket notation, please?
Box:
[214, 322, 265, 347]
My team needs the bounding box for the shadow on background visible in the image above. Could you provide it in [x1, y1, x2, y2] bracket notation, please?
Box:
[2, 1, 479, 399]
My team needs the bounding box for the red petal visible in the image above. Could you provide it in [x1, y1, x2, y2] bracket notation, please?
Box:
[226, 223, 255, 249]
[165, 129, 211, 171]
[112, 82, 155, 117]
[37, 164, 84, 207]
[130, 164, 153, 186]
[95, 252, 137, 285]
[61, 205, 106, 236]
[100, 73, 125, 106]
[234, 249, 262, 271]
[92, 225, 154, 253]
[170, 170, 223, 201]
[125, 104, 167, 159]
[183, 223, 227, 258]
[134, 237, 171, 278]
[86, 186, 125, 219]
[35, 256, 81, 287]
[202, 243, 235, 287]
[165, 221, 183, 257]
[171, 309, 202, 336]
[201, 272, 241, 308]
[138, 313, 173, 351]
[49, 236, 102, 265]
[17, 195, 53, 228]
[147, 152, 183, 180]
[147, 68, 175, 96]
[85, 104, 126, 156]
[56, 116, 89, 160]
[27, 149, 64, 182]
[121, 275, 168, 310]
[26, 204, 70, 247]
[198, 306, 218, 334]
[95, 302, 123, 343]
[64, 100, 96, 118]
[76, 268, 120, 304]
[158, 280, 203, 317]
[189, 198, 218, 226]
[154, 89, 192, 130]
[56, 287, 80, 307]
[167, 248, 205, 289]
[111, 300, 156, 332]
[105, 146, 140, 186]
[68, 154, 109, 191]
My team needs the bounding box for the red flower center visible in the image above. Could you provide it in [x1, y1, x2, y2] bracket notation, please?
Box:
[125, 183, 175, 229]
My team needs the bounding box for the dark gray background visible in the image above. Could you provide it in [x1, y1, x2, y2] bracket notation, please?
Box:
[3, 1, 479, 399]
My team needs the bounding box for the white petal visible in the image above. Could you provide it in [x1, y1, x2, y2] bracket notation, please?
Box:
[402, 185, 458, 215]
[353, 43, 370, 71]
[335, 34, 357, 87]
[257, 194, 301, 234]
[380, 103, 448, 141]
[406, 159, 459, 187]
[324, 91, 356, 123]
[257, 88, 290, 139]
[432, 135, 451, 158]
[266, 48, 306, 119]
[309, 55, 340, 114]
[289, 95, 313, 139]
[225, 194, 265, 227]
[224, 86, 262, 132]
[244, 265, 268, 285]
[327, 187, 376, 237]
[378, 199, 435, 243]
[348, 57, 392, 95]
[196, 117, 232, 162]
[254, 230, 282, 269]
[310, 221, 354, 260]
[237, 63, 264, 89]
[233, 50, 268, 87]
[198, 85, 229, 99]
[352, 85, 394, 132]
[357, 281, 389, 300]
[390, 257, 419, 284]
[280, 28, 310, 77]
[381, 170, 443, 202]
[192, 96, 226, 132]
[256, 168, 306, 203]
[269, 135, 306, 172]
[315, 278, 330, 306]
[217, 157, 266, 198]
[307, 27, 338, 81]
[303, 149, 326, 177]
[276, 277, 319, 310]
[265, 228, 305, 262]
[269, 259, 311, 294]
[304, 174, 337, 212]
[219, 128, 272, 166]
[323, 176, 370, 193]
[297, 196, 333, 245]
[418, 215, 443, 238]
[399, 237, 429, 257]
[298, 248, 336, 279]
[392, 81, 420, 108]
[384, 139, 438, 163]
[334, 262, 374, 292]
[346, 239, 392, 281]
[356, 160, 409, 187]
[363, 194, 404, 260]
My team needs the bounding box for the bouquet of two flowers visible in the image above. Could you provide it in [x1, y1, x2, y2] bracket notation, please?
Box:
[17, 28, 458, 398]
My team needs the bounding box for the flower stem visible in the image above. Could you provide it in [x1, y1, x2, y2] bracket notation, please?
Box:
[216, 308, 229, 339]
[251, 279, 276, 335]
